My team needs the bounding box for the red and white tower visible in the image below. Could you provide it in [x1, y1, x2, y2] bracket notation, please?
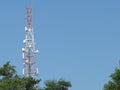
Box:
[22, 7, 38, 77]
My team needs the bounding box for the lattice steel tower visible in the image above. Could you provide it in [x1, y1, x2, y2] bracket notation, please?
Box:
[22, 7, 39, 77]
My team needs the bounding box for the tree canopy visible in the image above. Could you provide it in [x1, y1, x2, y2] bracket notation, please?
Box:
[44, 79, 72, 90]
[0, 61, 72, 90]
[0, 61, 40, 90]
[103, 68, 120, 90]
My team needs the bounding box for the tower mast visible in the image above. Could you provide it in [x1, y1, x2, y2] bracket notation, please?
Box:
[22, 6, 38, 77]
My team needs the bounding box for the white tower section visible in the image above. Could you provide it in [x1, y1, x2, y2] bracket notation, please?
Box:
[22, 8, 38, 77]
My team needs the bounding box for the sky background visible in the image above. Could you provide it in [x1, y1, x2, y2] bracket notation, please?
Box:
[0, 0, 120, 90]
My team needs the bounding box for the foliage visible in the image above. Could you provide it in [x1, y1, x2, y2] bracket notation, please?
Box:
[0, 61, 72, 90]
[0, 61, 40, 90]
[0, 61, 16, 78]
[103, 68, 120, 90]
[44, 79, 72, 90]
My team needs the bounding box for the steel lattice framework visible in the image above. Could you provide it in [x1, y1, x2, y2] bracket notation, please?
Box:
[22, 7, 38, 77]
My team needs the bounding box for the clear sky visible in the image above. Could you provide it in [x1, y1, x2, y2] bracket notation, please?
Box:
[0, 0, 120, 90]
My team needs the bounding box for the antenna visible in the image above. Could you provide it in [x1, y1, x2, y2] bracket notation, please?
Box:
[22, 6, 39, 77]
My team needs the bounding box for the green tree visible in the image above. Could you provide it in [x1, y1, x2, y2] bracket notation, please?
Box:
[103, 68, 120, 90]
[0, 61, 40, 90]
[44, 79, 72, 90]
[0, 61, 72, 90]
[0, 61, 16, 78]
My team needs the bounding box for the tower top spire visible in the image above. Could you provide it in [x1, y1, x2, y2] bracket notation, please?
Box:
[25, 7, 32, 32]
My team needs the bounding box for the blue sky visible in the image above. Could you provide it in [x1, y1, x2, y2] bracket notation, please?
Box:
[0, 0, 120, 90]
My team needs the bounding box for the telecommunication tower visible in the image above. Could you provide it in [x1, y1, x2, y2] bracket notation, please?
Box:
[22, 7, 39, 77]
